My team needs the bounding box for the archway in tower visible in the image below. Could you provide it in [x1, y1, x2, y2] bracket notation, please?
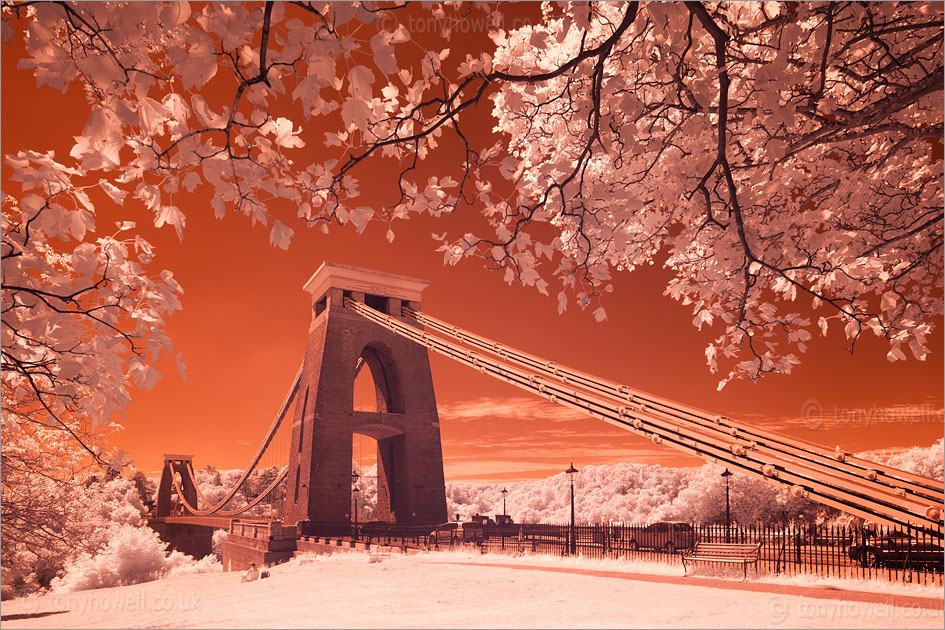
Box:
[172, 470, 184, 515]
[352, 433, 379, 522]
[353, 362, 379, 412]
[350, 345, 405, 524]
[352, 346, 399, 413]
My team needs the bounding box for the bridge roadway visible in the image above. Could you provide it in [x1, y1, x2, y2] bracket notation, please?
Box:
[153, 515, 274, 530]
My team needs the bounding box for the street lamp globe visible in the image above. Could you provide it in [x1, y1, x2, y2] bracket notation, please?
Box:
[566, 462, 578, 480]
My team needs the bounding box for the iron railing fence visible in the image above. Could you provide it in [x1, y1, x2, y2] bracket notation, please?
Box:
[299, 519, 942, 585]
[453, 521, 944, 586]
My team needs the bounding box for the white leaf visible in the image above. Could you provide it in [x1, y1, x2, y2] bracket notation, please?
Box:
[371, 32, 399, 76]
[909, 340, 928, 361]
[843, 319, 859, 340]
[346, 66, 375, 99]
[71, 243, 98, 277]
[349, 207, 374, 233]
[341, 99, 372, 132]
[179, 38, 217, 89]
[99, 180, 127, 203]
[211, 197, 225, 220]
[269, 220, 294, 250]
[176, 352, 188, 381]
[262, 117, 305, 148]
[886, 345, 907, 362]
[182, 172, 202, 192]
[881, 292, 897, 312]
[139, 365, 161, 390]
[154, 205, 186, 241]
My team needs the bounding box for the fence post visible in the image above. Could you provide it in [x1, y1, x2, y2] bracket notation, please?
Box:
[794, 524, 800, 568]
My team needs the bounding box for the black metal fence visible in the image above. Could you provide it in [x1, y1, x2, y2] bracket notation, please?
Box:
[448, 521, 944, 586]
[302, 519, 942, 585]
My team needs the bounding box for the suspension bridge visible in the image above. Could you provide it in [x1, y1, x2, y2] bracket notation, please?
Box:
[148, 262, 944, 570]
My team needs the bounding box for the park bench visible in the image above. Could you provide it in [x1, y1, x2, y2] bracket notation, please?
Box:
[368, 544, 393, 563]
[682, 542, 762, 580]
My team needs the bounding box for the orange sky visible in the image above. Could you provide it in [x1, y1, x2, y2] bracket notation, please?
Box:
[2, 6, 942, 483]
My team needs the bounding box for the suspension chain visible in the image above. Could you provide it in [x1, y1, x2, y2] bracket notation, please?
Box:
[346, 298, 943, 531]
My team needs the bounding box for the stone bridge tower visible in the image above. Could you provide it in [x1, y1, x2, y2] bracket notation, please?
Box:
[284, 262, 448, 531]
[155, 454, 198, 517]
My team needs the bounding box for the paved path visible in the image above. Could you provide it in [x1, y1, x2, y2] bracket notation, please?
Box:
[437, 561, 944, 611]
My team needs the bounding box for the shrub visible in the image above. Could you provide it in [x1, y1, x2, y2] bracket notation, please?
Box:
[211, 528, 227, 561]
[51, 525, 219, 593]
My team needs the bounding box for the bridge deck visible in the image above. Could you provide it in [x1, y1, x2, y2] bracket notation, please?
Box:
[153, 516, 273, 529]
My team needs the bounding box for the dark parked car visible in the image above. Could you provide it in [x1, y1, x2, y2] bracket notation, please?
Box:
[849, 530, 944, 571]
[428, 522, 459, 545]
[626, 521, 695, 552]
[360, 520, 393, 537]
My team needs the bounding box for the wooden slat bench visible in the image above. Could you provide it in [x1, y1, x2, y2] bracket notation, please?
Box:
[682, 542, 761, 580]
[368, 544, 393, 563]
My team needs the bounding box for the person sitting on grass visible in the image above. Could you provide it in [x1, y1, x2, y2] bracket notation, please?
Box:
[241, 562, 260, 583]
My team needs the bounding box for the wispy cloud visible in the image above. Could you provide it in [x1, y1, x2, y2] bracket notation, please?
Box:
[436, 396, 706, 481]
[437, 397, 587, 423]
[434, 395, 942, 482]
[442, 446, 696, 482]
[438, 395, 943, 431]
[739, 400, 943, 431]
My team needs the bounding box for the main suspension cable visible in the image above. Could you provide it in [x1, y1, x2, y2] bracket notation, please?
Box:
[406, 307, 942, 501]
[170, 461, 288, 517]
[346, 299, 943, 531]
[175, 363, 302, 516]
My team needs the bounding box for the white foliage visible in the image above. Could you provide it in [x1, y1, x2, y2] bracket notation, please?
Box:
[363, 461, 822, 526]
[211, 529, 228, 561]
[1, 467, 153, 596]
[443, 443, 943, 525]
[857, 438, 945, 483]
[2, 155, 183, 443]
[313, 445, 942, 527]
[50, 525, 220, 593]
[3, 2, 939, 387]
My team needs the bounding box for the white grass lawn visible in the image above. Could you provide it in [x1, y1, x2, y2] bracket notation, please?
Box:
[2, 550, 942, 629]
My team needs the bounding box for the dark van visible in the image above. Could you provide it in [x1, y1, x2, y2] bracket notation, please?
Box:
[627, 521, 695, 552]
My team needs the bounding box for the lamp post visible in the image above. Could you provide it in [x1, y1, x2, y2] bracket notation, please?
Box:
[721, 468, 733, 543]
[501, 488, 508, 517]
[566, 463, 578, 555]
[352, 470, 360, 539]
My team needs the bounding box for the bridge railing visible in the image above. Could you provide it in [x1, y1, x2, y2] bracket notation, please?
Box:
[300, 522, 448, 549]
[229, 520, 298, 541]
